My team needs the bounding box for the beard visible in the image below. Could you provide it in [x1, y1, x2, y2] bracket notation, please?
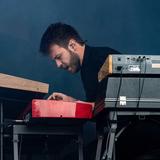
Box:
[67, 49, 81, 73]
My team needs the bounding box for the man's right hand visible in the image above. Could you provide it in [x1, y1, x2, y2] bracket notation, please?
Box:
[47, 92, 76, 102]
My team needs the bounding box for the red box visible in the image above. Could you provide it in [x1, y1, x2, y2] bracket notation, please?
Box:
[31, 100, 93, 119]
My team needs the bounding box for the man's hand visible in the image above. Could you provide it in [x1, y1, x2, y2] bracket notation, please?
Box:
[47, 92, 76, 102]
[48, 93, 95, 110]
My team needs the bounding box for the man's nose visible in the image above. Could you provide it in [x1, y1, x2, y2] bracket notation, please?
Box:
[55, 60, 62, 68]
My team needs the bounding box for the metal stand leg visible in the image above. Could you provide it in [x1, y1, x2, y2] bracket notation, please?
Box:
[0, 102, 3, 160]
[13, 134, 19, 160]
[95, 134, 103, 160]
[78, 135, 83, 160]
[102, 112, 117, 160]
[13, 124, 84, 160]
[113, 144, 116, 160]
[102, 123, 117, 160]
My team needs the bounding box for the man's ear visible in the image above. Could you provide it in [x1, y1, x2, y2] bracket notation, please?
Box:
[68, 39, 77, 52]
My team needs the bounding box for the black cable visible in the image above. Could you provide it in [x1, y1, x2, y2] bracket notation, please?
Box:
[102, 68, 123, 160]
[137, 57, 142, 109]
[109, 67, 124, 123]
[136, 57, 147, 109]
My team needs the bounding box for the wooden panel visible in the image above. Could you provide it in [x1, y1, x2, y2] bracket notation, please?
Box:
[0, 73, 49, 94]
[98, 55, 112, 82]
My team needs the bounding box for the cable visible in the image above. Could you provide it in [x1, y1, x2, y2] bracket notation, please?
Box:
[110, 67, 124, 123]
[136, 57, 147, 109]
[101, 68, 123, 160]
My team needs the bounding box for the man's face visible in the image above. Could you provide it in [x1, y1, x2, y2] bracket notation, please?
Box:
[49, 44, 81, 73]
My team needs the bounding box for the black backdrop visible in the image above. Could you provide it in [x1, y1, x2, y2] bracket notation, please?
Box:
[0, 0, 160, 155]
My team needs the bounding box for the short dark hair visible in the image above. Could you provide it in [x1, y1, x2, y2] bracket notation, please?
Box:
[39, 22, 85, 55]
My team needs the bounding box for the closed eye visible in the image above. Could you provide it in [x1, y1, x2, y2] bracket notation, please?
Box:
[55, 54, 61, 60]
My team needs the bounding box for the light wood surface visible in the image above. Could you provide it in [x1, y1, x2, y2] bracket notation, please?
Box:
[98, 55, 112, 82]
[0, 73, 49, 93]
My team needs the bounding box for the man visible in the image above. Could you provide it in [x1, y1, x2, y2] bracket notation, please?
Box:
[39, 22, 119, 103]
[39, 23, 160, 160]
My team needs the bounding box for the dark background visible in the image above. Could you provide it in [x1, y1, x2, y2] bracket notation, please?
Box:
[0, 0, 160, 98]
[0, 0, 160, 159]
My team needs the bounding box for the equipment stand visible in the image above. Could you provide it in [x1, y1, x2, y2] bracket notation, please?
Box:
[13, 124, 84, 160]
[101, 112, 117, 160]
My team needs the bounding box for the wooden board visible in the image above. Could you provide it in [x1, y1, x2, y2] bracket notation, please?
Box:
[0, 73, 49, 118]
[98, 55, 112, 82]
[0, 73, 49, 93]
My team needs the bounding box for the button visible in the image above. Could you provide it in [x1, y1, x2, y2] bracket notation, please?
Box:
[117, 57, 121, 61]
[116, 66, 122, 71]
